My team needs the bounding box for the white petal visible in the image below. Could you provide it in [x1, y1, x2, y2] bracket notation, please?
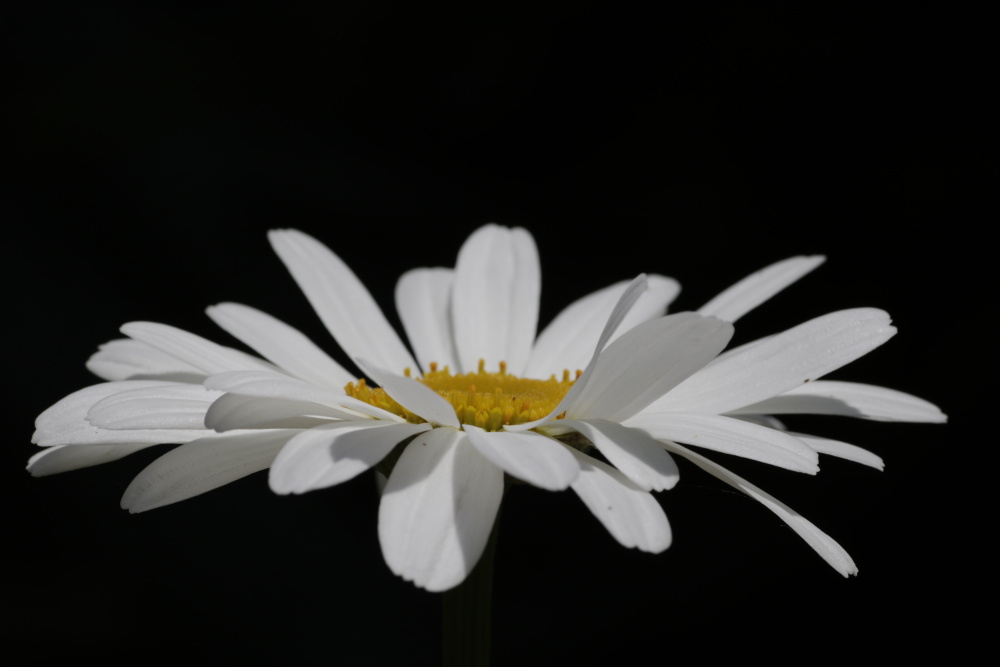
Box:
[33, 381, 211, 446]
[86, 384, 221, 430]
[268, 229, 417, 373]
[121, 430, 299, 513]
[395, 268, 458, 373]
[557, 419, 679, 492]
[566, 312, 734, 422]
[121, 322, 277, 375]
[206, 302, 353, 390]
[650, 308, 897, 415]
[732, 380, 947, 423]
[35, 381, 167, 442]
[463, 424, 579, 490]
[505, 275, 651, 432]
[378, 428, 504, 591]
[452, 224, 540, 374]
[624, 412, 819, 473]
[567, 447, 672, 552]
[790, 432, 885, 470]
[356, 359, 460, 427]
[590, 274, 650, 358]
[270, 422, 430, 494]
[86, 338, 205, 382]
[526, 275, 680, 379]
[205, 394, 349, 431]
[203, 370, 399, 421]
[663, 441, 857, 576]
[28, 443, 157, 476]
[733, 414, 787, 430]
[35, 423, 209, 448]
[698, 255, 825, 322]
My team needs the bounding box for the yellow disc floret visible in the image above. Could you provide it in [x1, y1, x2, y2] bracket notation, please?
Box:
[344, 360, 579, 431]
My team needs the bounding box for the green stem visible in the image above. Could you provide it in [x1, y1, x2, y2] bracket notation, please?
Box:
[442, 515, 500, 667]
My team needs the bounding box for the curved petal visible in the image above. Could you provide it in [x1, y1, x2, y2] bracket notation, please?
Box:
[206, 302, 353, 390]
[566, 313, 733, 422]
[731, 380, 947, 423]
[205, 394, 350, 432]
[698, 255, 825, 322]
[35, 381, 170, 442]
[790, 432, 885, 470]
[557, 419, 679, 492]
[463, 424, 579, 490]
[395, 268, 458, 374]
[34, 423, 208, 448]
[649, 308, 897, 415]
[505, 275, 650, 432]
[526, 275, 681, 379]
[452, 224, 540, 375]
[86, 338, 205, 383]
[28, 443, 158, 476]
[33, 381, 211, 446]
[121, 322, 277, 375]
[378, 428, 504, 591]
[356, 359, 460, 427]
[624, 412, 819, 473]
[121, 430, 299, 513]
[203, 370, 399, 421]
[268, 229, 417, 373]
[86, 384, 221, 430]
[270, 422, 430, 494]
[663, 441, 857, 576]
[567, 447, 672, 552]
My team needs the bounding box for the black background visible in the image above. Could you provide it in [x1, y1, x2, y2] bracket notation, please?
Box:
[6, 3, 984, 664]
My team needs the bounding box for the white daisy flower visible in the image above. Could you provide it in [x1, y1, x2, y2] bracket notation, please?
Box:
[29, 224, 945, 591]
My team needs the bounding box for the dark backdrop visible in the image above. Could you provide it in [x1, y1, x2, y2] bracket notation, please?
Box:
[6, 4, 984, 664]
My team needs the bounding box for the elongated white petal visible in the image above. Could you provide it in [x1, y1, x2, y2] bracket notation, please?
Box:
[698, 255, 825, 322]
[557, 419, 679, 492]
[590, 274, 650, 357]
[121, 322, 277, 375]
[35, 423, 209, 448]
[733, 414, 787, 430]
[732, 380, 947, 423]
[205, 394, 349, 431]
[33, 381, 211, 446]
[395, 268, 458, 373]
[121, 430, 299, 513]
[566, 313, 733, 422]
[505, 275, 650, 432]
[567, 447, 671, 552]
[649, 308, 897, 415]
[526, 275, 681, 378]
[790, 432, 885, 470]
[86, 384, 221, 430]
[356, 359, 460, 427]
[206, 302, 353, 390]
[270, 422, 430, 494]
[378, 428, 504, 591]
[268, 229, 417, 373]
[203, 370, 398, 421]
[663, 441, 857, 576]
[624, 412, 819, 473]
[452, 224, 540, 375]
[86, 339, 205, 382]
[463, 425, 579, 490]
[28, 443, 157, 476]
[35, 381, 168, 442]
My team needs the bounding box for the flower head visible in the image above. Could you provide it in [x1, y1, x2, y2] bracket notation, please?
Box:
[30, 224, 945, 590]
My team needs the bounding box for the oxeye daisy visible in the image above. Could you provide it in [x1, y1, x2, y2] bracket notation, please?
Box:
[29, 223, 945, 594]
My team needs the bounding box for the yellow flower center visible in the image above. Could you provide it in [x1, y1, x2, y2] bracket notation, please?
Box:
[344, 360, 579, 431]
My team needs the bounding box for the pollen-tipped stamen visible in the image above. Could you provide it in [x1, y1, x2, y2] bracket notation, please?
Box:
[344, 359, 578, 431]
